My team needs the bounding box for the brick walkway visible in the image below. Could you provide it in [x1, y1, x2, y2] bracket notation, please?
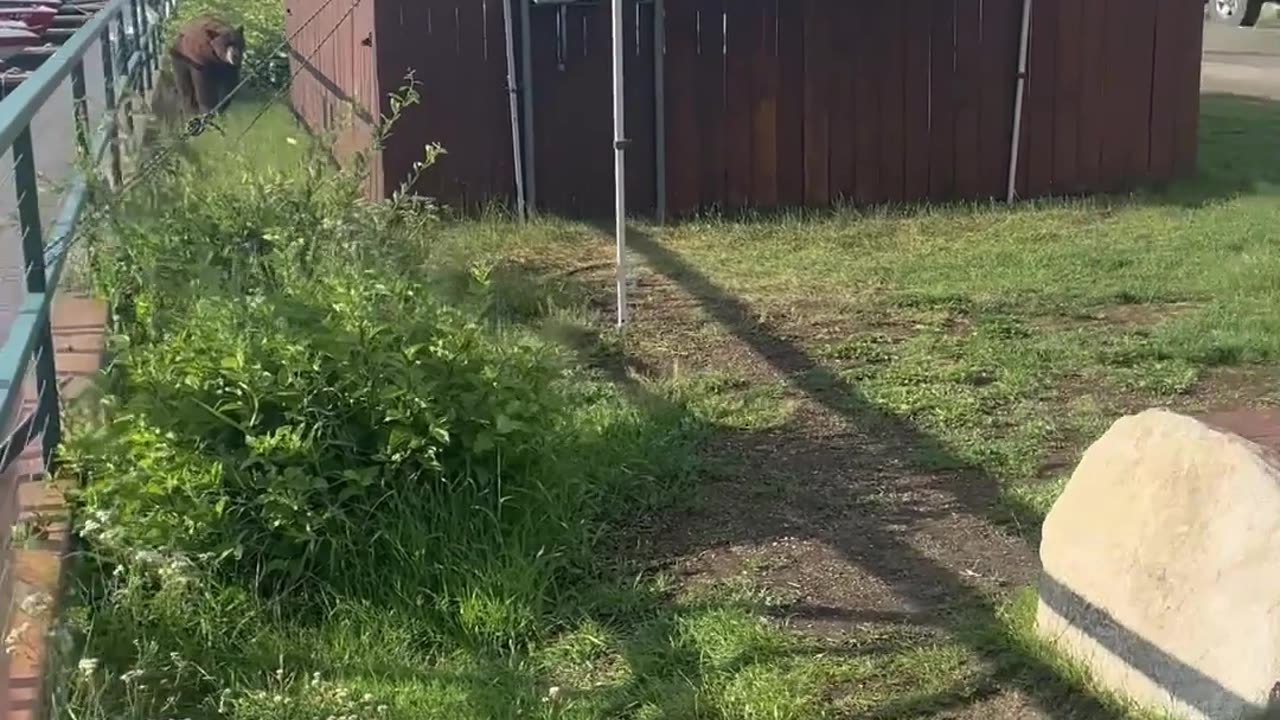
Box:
[1201, 408, 1280, 455]
[1, 292, 106, 720]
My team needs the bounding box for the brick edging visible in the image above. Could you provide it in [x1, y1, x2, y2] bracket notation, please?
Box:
[2, 292, 108, 720]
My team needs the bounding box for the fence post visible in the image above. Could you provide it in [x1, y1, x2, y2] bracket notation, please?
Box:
[129, 0, 151, 93]
[70, 60, 89, 159]
[101, 30, 124, 189]
[12, 128, 61, 464]
[117, 14, 135, 140]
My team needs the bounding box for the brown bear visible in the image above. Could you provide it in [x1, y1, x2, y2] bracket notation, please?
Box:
[169, 15, 245, 116]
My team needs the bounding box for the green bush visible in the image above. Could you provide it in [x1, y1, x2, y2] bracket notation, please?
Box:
[65, 103, 699, 648]
[70, 275, 566, 592]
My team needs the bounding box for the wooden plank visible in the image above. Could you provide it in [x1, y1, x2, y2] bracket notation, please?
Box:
[1099, 0, 1134, 190]
[903, 0, 931, 202]
[879, 1, 907, 202]
[485, 0, 514, 204]
[854, 0, 883, 204]
[979, 0, 1019, 199]
[801, 0, 829, 205]
[724, 0, 757, 209]
[1052, 0, 1081, 193]
[1171, 0, 1203, 176]
[664, 0, 701, 214]
[1147, 0, 1180, 181]
[751, 0, 780, 207]
[1127, 0, 1158, 181]
[927, 0, 955, 199]
[1075, 0, 1106, 190]
[531, 6, 568, 212]
[407, 0, 450, 202]
[826, 0, 856, 201]
[696, 0, 727, 209]
[1024, 0, 1056, 197]
[952, 0, 982, 198]
[625, 0, 657, 213]
[583, 3, 616, 216]
[775, 0, 804, 207]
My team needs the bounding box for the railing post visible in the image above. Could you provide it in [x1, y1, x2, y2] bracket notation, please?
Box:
[117, 14, 135, 141]
[127, 0, 150, 93]
[70, 60, 89, 159]
[137, 0, 153, 92]
[100, 30, 123, 189]
[12, 128, 61, 464]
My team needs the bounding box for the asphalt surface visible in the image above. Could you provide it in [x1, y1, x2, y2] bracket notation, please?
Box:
[1202, 18, 1280, 99]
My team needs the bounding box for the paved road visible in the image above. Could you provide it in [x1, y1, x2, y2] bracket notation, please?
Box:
[1202, 19, 1280, 99]
[0, 30, 118, 350]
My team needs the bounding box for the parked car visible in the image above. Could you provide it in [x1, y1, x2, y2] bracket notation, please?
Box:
[1206, 0, 1272, 27]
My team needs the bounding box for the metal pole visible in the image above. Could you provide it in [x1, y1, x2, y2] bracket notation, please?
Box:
[1006, 0, 1033, 202]
[653, 0, 666, 222]
[501, 0, 526, 219]
[101, 30, 123, 189]
[519, 0, 536, 211]
[611, 0, 627, 327]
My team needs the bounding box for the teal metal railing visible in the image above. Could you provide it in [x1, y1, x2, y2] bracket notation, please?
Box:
[0, 0, 174, 484]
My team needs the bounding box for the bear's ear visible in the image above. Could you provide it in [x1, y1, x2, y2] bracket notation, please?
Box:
[236, 25, 244, 37]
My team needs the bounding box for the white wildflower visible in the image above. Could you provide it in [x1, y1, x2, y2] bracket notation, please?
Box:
[120, 669, 145, 683]
[19, 591, 52, 617]
[77, 657, 99, 675]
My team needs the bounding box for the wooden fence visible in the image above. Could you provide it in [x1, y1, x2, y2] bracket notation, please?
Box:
[286, 0, 1205, 217]
[285, 0, 383, 195]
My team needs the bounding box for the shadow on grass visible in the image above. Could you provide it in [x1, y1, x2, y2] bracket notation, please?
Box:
[595, 225, 1261, 718]
[1156, 92, 1280, 206]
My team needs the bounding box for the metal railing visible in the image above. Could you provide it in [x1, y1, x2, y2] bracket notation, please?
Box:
[0, 0, 174, 492]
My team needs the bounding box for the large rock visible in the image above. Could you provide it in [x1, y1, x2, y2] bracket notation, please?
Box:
[1038, 408, 1280, 720]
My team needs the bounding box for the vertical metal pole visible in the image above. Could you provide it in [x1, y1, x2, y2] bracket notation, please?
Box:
[501, 0, 526, 219]
[611, 0, 627, 327]
[118, 15, 135, 139]
[101, 31, 123, 189]
[130, 0, 151, 93]
[13, 128, 61, 461]
[519, 0, 536, 211]
[70, 60, 90, 159]
[1006, 0, 1033, 202]
[653, 0, 666, 223]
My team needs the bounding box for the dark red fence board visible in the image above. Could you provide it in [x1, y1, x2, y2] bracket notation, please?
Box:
[879, 3, 907, 203]
[902, 0, 930, 202]
[774, 0, 804, 208]
[724, 0, 757, 209]
[802, 0, 830, 205]
[751, 0, 780, 206]
[927, 0, 956, 200]
[953, 2, 982, 199]
[1076, 0, 1106, 190]
[1052, 0, 1081, 194]
[664, 0, 699, 214]
[853, 1, 882, 204]
[827, 0, 855, 202]
[290, 0, 1204, 216]
[696, 0, 728, 209]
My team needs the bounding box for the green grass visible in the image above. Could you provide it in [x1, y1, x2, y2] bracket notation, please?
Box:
[50, 39, 1280, 720]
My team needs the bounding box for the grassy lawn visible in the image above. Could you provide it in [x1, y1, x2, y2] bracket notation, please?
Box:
[48, 51, 1280, 720]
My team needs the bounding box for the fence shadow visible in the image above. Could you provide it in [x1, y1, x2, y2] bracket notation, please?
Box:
[617, 227, 1259, 719]
[1151, 92, 1280, 207]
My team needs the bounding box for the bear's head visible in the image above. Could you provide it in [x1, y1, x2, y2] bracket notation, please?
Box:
[207, 23, 245, 67]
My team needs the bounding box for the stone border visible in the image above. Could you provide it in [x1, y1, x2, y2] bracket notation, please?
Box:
[2, 292, 107, 720]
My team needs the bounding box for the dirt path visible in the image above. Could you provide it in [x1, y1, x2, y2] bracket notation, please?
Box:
[601, 232, 1137, 719]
